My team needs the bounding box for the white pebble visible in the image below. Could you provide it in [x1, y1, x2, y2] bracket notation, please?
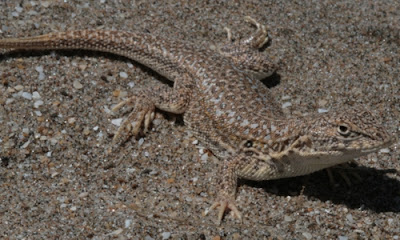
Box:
[38, 72, 46, 80]
[128, 81, 135, 88]
[78, 192, 89, 198]
[318, 108, 329, 113]
[161, 232, 171, 240]
[111, 118, 122, 126]
[35, 66, 46, 80]
[40, 1, 51, 7]
[14, 85, 24, 91]
[6, 98, 14, 104]
[119, 71, 128, 78]
[35, 65, 44, 73]
[282, 102, 292, 108]
[15, 6, 23, 13]
[379, 148, 390, 153]
[284, 215, 293, 222]
[68, 117, 76, 124]
[125, 219, 132, 228]
[73, 80, 83, 89]
[302, 232, 312, 240]
[21, 140, 31, 149]
[138, 138, 145, 146]
[346, 213, 354, 223]
[34, 111, 42, 116]
[34, 100, 44, 108]
[109, 228, 123, 236]
[21, 92, 32, 100]
[32, 91, 41, 99]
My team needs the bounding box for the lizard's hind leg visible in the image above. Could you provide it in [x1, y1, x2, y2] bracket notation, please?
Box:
[217, 16, 278, 80]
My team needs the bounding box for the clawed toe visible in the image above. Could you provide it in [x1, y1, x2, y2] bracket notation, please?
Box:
[223, 27, 233, 42]
[206, 198, 242, 225]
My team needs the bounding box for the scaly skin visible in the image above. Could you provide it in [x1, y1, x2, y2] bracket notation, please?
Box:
[0, 17, 393, 224]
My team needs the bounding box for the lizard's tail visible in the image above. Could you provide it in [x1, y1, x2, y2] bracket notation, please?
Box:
[0, 30, 183, 80]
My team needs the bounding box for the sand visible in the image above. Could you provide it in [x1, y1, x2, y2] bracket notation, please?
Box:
[0, 1, 399, 239]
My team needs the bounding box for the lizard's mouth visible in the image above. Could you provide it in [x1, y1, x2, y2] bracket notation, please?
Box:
[360, 139, 393, 153]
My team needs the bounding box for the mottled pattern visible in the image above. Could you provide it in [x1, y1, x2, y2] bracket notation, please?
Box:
[0, 17, 393, 225]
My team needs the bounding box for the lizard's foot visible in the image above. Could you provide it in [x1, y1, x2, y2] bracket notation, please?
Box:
[221, 16, 269, 49]
[242, 16, 269, 49]
[326, 162, 363, 187]
[111, 95, 155, 145]
[205, 194, 242, 225]
[217, 17, 278, 80]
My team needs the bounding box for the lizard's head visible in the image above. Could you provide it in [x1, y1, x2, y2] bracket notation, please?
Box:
[235, 108, 393, 180]
[304, 108, 393, 160]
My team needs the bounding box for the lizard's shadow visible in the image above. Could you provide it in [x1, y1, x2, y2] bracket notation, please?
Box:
[241, 165, 400, 213]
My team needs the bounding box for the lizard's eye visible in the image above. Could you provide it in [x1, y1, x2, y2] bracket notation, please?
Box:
[337, 124, 351, 136]
[245, 140, 253, 148]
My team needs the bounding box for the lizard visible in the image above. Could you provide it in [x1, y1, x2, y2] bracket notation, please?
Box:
[0, 17, 394, 224]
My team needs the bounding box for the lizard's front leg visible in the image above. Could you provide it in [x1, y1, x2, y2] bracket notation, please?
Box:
[112, 76, 193, 145]
[206, 155, 243, 225]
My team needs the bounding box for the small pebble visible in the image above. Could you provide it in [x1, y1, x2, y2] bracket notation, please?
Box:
[32, 91, 41, 99]
[302, 232, 312, 240]
[128, 81, 135, 88]
[6, 98, 14, 104]
[68, 117, 76, 124]
[346, 213, 354, 223]
[119, 71, 128, 78]
[161, 232, 171, 240]
[21, 92, 32, 100]
[109, 228, 123, 236]
[40, 1, 51, 8]
[111, 118, 122, 126]
[200, 153, 208, 161]
[284, 215, 293, 222]
[138, 138, 145, 146]
[380, 148, 390, 153]
[14, 85, 24, 91]
[34, 100, 44, 108]
[73, 80, 83, 89]
[78, 192, 89, 198]
[15, 6, 23, 13]
[282, 102, 292, 108]
[125, 219, 132, 228]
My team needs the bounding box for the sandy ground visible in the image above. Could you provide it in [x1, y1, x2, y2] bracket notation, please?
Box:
[0, 1, 399, 239]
